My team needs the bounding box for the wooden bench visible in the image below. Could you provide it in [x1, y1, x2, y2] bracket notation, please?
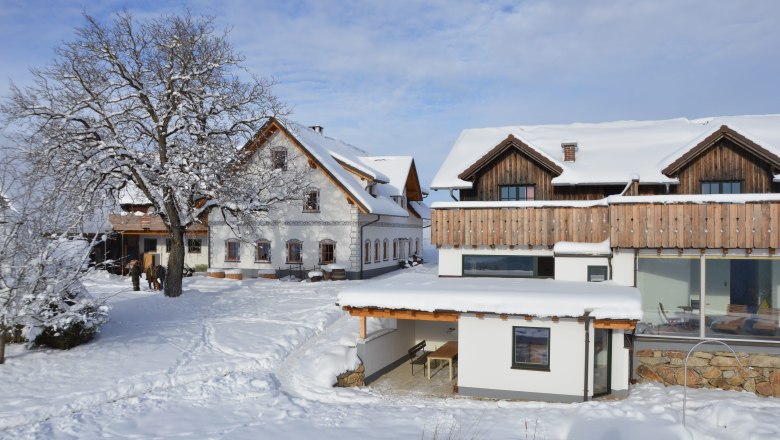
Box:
[408, 340, 428, 376]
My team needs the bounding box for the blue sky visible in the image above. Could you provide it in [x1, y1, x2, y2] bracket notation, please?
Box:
[1, 0, 779, 202]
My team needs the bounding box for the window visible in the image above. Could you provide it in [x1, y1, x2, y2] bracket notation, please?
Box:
[512, 327, 550, 370]
[462, 255, 554, 278]
[374, 239, 381, 262]
[391, 195, 407, 208]
[166, 239, 172, 253]
[304, 189, 320, 212]
[256, 240, 271, 262]
[415, 238, 420, 255]
[286, 240, 302, 264]
[225, 240, 240, 262]
[187, 238, 202, 254]
[500, 184, 535, 201]
[588, 266, 608, 282]
[364, 240, 371, 264]
[701, 180, 742, 194]
[408, 237, 413, 255]
[271, 148, 287, 170]
[319, 240, 336, 264]
[143, 238, 157, 253]
[393, 239, 398, 260]
[383, 239, 389, 261]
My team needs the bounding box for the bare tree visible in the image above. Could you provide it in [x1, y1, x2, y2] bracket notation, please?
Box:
[2, 11, 300, 297]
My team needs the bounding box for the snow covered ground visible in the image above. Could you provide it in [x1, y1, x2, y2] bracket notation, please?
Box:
[2, 254, 780, 439]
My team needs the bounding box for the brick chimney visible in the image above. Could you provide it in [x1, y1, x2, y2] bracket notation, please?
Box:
[562, 142, 577, 162]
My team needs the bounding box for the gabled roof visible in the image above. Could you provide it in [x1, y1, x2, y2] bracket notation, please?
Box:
[360, 156, 425, 201]
[458, 134, 563, 181]
[431, 115, 780, 190]
[251, 118, 410, 217]
[661, 124, 780, 175]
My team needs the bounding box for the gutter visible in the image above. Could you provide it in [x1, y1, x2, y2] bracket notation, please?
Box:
[582, 311, 592, 402]
[448, 188, 458, 201]
[359, 214, 381, 280]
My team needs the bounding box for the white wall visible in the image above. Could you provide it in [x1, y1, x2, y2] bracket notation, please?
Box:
[361, 212, 424, 274]
[458, 314, 586, 399]
[138, 234, 209, 268]
[357, 319, 415, 377]
[610, 251, 635, 287]
[611, 329, 630, 395]
[554, 256, 609, 282]
[414, 321, 457, 350]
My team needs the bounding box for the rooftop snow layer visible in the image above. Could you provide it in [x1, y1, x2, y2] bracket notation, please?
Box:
[431, 115, 780, 189]
[360, 156, 413, 198]
[338, 272, 642, 320]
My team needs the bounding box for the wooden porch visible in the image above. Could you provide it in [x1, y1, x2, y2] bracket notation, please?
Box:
[431, 199, 780, 250]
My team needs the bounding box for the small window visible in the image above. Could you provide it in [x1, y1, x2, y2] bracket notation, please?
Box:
[165, 239, 172, 253]
[393, 239, 398, 260]
[304, 189, 320, 212]
[256, 240, 271, 262]
[286, 240, 302, 264]
[187, 238, 202, 254]
[225, 240, 240, 262]
[272, 148, 287, 170]
[500, 184, 535, 201]
[374, 239, 381, 262]
[415, 238, 420, 255]
[143, 238, 157, 253]
[512, 327, 550, 370]
[320, 240, 336, 264]
[701, 180, 742, 194]
[588, 266, 608, 282]
[383, 239, 389, 261]
[364, 240, 371, 264]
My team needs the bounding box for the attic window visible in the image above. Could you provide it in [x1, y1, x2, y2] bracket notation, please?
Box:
[701, 180, 742, 194]
[392, 195, 407, 208]
[271, 148, 287, 170]
[500, 185, 535, 201]
[367, 182, 376, 197]
[303, 189, 320, 212]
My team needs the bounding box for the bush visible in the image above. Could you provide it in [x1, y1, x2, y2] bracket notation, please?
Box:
[34, 315, 98, 349]
[192, 264, 208, 272]
[27, 283, 109, 351]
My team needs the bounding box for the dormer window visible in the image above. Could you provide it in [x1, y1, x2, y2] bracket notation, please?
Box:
[500, 184, 535, 201]
[271, 148, 287, 170]
[391, 195, 407, 208]
[701, 180, 742, 194]
[367, 182, 376, 197]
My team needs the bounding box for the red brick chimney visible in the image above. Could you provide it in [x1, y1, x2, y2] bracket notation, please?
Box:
[562, 142, 577, 162]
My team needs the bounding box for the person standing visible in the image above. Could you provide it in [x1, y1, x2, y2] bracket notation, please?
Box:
[129, 260, 141, 291]
[145, 264, 156, 290]
[156, 264, 166, 292]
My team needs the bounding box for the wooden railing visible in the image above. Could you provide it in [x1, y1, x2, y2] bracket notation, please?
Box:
[431, 206, 609, 247]
[432, 200, 780, 249]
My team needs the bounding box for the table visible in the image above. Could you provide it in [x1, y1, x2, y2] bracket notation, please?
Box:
[427, 341, 458, 381]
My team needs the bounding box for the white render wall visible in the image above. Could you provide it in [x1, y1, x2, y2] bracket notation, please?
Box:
[437, 246, 554, 277]
[361, 212, 424, 276]
[357, 319, 415, 378]
[458, 314, 586, 399]
[554, 256, 610, 282]
[137, 234, 209, 268]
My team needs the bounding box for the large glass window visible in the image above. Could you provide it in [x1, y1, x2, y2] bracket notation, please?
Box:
[512, 327, 550, 370]
[637, 256, 780, 341]
[463, 255, 554, 278]
[500, 185, 535, 201]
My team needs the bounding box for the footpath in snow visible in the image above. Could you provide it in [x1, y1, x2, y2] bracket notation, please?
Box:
[2, 255, 780, 439]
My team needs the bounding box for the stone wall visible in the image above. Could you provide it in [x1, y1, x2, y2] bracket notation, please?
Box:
[636, 349, 780, 397]
[335, 365, 365, 387]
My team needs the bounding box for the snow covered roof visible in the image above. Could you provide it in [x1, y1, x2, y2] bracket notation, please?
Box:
[360, 156, 413, 198]
[338, 272, 642, 320]
[431, 115, 780, 189]
[117, 185, 150, 206]
[276, 120, 410, 217]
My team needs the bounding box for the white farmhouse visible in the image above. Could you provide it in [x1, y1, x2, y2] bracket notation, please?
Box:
[208, 118, 428, 280]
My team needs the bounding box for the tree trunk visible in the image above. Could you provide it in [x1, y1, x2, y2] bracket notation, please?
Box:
[165, 227, 185, 298]
[0, 327, 6, 364]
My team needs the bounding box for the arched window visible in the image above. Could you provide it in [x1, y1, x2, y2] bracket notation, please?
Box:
[256, 239, 271, 262]
[319, 239, 336, 264]
[392, 239, 398, 260]
[374, 239, 381, 262]
[225, 239, 240, 262]
[286, 239, 302, 264]
[383, 239, 389, 261]
[364, 239, 371, 264]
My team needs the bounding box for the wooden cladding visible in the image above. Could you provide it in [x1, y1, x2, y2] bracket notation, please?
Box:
[432, 201, 780, 249]
[610, 202, 780, 249]
[431, 206, 609, 247]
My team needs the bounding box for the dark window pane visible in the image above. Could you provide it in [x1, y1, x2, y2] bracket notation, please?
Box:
[463, 255, 554, 278]
[513, 327, 550, 369]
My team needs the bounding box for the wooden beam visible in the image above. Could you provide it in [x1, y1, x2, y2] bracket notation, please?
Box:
[593, 319, 637, 330]
[359, 316, 366, 339]
[342, 306, 459, 322]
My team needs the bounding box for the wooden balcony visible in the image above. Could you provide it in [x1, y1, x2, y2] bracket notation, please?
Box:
[431, 198, 780, 250]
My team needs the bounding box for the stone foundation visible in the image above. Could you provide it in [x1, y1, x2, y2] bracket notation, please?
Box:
[335, 365, 365, 387]
[636, 349, 780, 397]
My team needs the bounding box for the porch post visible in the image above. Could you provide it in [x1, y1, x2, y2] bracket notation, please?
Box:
[359, 316, 366, 339]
